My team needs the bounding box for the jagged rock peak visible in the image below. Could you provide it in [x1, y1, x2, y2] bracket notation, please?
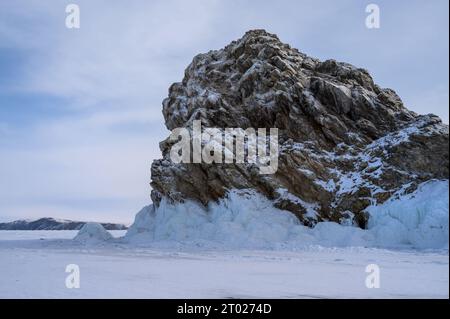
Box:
[163, 29, 414, 139]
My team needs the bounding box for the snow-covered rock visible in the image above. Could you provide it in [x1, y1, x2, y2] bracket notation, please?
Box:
[74, 223, 113, 243]
[150, 29, 448, 228]
[125, 29, 448, 250]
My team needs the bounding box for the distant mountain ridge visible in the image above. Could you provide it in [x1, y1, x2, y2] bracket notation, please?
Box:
[0, 217, 128, 230]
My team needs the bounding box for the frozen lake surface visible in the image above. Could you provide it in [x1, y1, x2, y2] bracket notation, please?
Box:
[0, 230, 448, 298]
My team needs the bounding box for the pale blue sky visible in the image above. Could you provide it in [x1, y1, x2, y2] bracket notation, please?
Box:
[0, 0, 448, 223]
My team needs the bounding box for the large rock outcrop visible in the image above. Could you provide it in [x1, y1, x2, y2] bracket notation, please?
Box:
[150, 30, 449, 228]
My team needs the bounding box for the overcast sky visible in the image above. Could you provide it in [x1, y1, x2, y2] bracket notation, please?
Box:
[0, 0, 448, 224]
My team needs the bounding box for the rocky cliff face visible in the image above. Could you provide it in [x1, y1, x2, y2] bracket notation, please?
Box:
[150, 30, 449, 228]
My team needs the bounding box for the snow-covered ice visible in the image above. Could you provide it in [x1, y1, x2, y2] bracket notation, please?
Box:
[367, 180, 449, 249]
[73, 222, 114, 244]
[125, 180, 449, 250]
[0, 180, 448, 298]
[0, 233, 447, 298]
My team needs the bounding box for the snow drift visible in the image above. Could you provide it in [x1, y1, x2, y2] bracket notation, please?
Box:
[125, 180, 449, 250]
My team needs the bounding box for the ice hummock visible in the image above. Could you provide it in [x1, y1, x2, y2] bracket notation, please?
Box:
[125, 180, 449, 250]
[74, 222, 113, 243]
[366, 180, 449, 249]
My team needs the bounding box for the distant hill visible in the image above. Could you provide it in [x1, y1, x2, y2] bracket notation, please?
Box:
[0, 217, 128, 230]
